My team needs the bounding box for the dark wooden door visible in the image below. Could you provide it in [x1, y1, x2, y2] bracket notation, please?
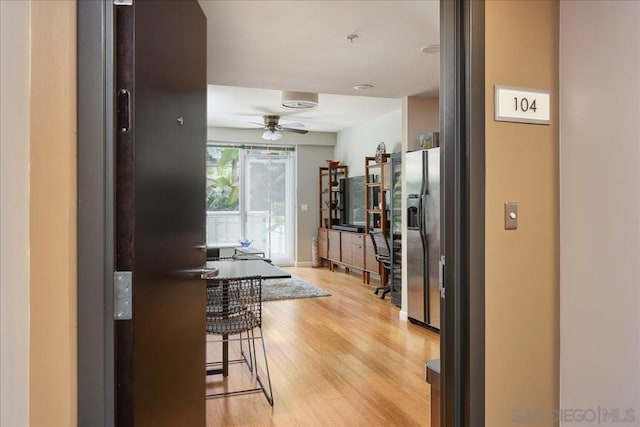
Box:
[114, 1, 207, 426]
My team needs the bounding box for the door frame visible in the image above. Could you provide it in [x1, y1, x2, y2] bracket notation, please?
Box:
[77, 0, 486, 425]
[77, 1, 115, 425]
[440, 0, 486, 425]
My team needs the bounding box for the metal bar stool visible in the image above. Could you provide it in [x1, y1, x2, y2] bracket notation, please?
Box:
[205, 275, 274, 405]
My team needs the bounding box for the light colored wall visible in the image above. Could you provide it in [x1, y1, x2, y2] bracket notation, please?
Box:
[485, 1, 559, 425]
[560, 1, 640, 424]
[406, 96, 439, 152]
[296, 145, 335, 264]
[29, 1, 78, 426]
[334, 108, 402, 177]
[0, 1, 31, 425]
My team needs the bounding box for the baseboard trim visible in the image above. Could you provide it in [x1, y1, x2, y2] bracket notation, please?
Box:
[295, 261, 313, 267]
[399, 310, 408, 322]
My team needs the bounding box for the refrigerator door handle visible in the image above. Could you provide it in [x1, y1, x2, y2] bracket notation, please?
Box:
[421, 193, 429, 236]
[417, 192, 423, 230]
[419, 193, 429, 254]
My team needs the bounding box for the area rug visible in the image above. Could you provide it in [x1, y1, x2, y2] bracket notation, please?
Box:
[262, 276, 331, 302]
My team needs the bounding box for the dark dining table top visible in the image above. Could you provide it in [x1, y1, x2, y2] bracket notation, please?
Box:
[205, 259, 291, 280]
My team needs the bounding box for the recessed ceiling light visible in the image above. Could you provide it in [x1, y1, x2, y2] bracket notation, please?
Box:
[353, 84, 373, 91]
[420, 44, 440, 54]
[280, 91, 318, 110]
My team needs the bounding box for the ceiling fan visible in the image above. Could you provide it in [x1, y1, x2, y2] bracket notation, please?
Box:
[248, 115, 309, 141]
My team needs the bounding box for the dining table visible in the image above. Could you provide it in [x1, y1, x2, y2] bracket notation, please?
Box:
[205, 258, 291, 377]
[205, 258, 291, 280]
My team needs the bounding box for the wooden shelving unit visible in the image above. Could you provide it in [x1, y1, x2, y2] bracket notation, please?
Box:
[316, 156, 396, 289]
[318, 165, 348, 230]
[364, 154, 391, 234]
[364, 155, 391, 285]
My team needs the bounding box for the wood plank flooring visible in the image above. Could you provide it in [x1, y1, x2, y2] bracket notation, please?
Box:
[206, 266, 440, 426]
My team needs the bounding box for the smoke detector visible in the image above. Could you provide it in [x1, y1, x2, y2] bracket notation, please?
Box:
[353, 84, 374, 91]
[280, 91, 319, 110]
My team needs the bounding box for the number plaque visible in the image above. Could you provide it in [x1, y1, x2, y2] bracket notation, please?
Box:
[494, 85, 551, 125]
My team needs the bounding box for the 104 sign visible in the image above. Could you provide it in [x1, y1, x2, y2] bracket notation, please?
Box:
[495, 85, 551, 125]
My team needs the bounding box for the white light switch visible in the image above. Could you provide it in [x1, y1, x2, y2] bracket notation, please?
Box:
[301, 204, 308, 212]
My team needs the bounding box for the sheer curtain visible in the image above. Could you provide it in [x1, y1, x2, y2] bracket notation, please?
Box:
[206, 144, 295, 265]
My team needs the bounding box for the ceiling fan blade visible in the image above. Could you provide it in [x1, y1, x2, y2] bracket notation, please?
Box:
[247, 121, 266, 127]
[280, 122, 305, 128]
[281, 127, 309, 134]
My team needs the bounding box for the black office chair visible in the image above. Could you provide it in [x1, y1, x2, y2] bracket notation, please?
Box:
[370, 231, 392, 300]
[205, 275, 274, 405]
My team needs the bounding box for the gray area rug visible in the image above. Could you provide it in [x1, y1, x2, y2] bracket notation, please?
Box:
[262, 275, 331, 302]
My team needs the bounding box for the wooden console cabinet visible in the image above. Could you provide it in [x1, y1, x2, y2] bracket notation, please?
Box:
[317, 227, 381, 281]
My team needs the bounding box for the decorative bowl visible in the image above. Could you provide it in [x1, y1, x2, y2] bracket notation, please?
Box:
[239, 239, 252, 247]
[326, 160, 340, 167]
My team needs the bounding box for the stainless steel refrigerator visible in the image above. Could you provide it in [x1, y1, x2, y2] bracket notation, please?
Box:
[406, 147, 441, 330]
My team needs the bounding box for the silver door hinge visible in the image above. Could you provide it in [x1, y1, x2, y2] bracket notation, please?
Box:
[438, 255, 445, 298]
[114, 0, 133, 6]
[114, 271, 132, 320]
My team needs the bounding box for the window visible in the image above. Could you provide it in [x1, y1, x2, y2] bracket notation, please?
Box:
[206, 144, 295, 265]
[206, 146, 239, 212]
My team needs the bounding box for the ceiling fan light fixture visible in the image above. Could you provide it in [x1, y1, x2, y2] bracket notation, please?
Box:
[262, 130, 282, 141]
[280, 91, 319, 110]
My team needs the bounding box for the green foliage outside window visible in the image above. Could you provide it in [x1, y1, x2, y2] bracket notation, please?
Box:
[206, 147, 239, 211]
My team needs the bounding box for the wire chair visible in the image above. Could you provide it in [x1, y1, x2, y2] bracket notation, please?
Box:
[205, 275, 274, 405]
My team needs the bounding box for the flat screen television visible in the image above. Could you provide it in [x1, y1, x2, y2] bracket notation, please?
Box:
[341, 176, 365, 226]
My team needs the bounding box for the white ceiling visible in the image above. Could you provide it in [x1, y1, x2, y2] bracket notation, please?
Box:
[199, 0, 440, 133]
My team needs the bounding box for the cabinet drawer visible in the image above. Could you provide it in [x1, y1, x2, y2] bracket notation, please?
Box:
[318, 228, 327, 239]
[351, 243, 364, 268]
[317, 228, 328, 259]
[341, 232, 352, 265]
[352, 233, 364, 244]
[328, 230, 341, 261]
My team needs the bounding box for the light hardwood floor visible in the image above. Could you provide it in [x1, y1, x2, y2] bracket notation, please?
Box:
[206, 266, 440, 426]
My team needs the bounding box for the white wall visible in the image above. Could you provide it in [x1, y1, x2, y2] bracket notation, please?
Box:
[560, 1, 640, 424]
[0, 1, 31, 425]
[296, 145, 335, 265]
[334, 108, 402, 177]
[406, 96, 439, 152]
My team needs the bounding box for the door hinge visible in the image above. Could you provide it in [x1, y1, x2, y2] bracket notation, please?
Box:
[438, 255, 445, 298]
[114, 271, 132, 320]
[114, 0, 133, 6]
